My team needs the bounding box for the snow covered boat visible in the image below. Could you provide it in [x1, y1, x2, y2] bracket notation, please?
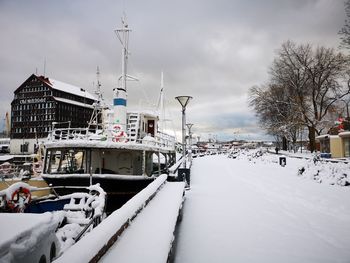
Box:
[0, 181, 106, 262]
[41, 18, 176, 213]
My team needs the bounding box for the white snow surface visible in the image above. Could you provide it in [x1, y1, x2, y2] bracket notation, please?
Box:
[53, 97, 94, 109]
[101, 181, 185, 263]
[55, 174, 168, 263]
[48, 78, 95, 100]
[174, 152, 350, 263]
[3, 150, 350, 263]
[0, 212, 62, 262]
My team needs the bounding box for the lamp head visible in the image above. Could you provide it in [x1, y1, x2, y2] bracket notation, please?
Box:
[175, 96, 192, 108]
[186, 123, 193, 130]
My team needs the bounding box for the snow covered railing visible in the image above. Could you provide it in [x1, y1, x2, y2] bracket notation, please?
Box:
[156, 131, 176, 149]
[169, 157, 185, 174]
[138, 135, 175, 150]
[169, 153, 192, 174]
[54, 174, 168, 263]
[48, 128, 175, 150]
[48, 128, 89, 141]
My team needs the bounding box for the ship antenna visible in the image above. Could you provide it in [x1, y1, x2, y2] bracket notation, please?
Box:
[157, 71, 166, 132]
[115, 14, 130, 93]
[96, 66, 102, 97]
[88, 66, 104, 133]
[112, 15, 138, 131]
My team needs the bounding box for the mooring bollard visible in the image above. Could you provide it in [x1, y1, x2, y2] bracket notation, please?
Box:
[178, 168, 191, 187]
[279, 156, 286, 167]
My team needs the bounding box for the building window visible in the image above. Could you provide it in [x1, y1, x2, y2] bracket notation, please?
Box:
[20, 142, 29, 153]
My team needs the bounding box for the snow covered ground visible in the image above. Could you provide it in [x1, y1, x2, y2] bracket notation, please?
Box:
[174, 151, 350, 263]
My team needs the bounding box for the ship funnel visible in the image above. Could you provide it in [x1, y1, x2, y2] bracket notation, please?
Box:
[113, 87, 127, 130]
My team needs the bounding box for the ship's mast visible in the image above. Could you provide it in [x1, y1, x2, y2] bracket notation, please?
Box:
[116, 16, 130, 92]
[88, 66, 104, 132]
[157, 72, 165, 133]
[113, 16, 131, 131]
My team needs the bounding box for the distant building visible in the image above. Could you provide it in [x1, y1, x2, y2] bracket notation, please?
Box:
[317, 132, 350, 158]
[10, 74, 95, 154]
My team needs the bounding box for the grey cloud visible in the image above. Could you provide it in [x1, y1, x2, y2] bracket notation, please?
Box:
[0, 0, 346, 140]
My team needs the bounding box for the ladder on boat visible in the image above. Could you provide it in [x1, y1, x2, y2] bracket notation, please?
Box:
[127, 113, 140, 142]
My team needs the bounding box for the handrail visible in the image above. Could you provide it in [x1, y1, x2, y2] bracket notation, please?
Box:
[47, 128, 176, 150]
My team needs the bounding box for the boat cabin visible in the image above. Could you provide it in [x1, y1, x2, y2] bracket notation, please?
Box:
[44, 147, 156, 176]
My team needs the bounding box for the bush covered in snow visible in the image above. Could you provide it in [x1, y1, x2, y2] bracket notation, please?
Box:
[228, 148, 271, 162]
[228, 149, 350, 187]
[298, 160, 350, 186]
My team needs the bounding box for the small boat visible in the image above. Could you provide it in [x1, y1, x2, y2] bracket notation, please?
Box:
[41, 18, 177, 213]
[0, 181, 106, 262]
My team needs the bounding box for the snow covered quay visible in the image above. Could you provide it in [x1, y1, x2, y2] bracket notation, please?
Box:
[55, 174, 185, 263]
[174, 152, 350, 263]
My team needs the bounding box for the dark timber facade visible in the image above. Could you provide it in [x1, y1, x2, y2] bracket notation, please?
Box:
[10, 74, 95, 154]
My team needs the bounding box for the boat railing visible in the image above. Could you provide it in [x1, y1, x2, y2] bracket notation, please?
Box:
[154, 131, 176, 149]
[48, 128, 89, 141]
[48, 127, 176, 149]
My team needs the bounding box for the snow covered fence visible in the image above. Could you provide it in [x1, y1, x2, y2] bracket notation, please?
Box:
[54, 174, 168, 263]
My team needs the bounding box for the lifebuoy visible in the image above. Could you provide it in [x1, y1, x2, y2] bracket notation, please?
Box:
[112, 125, 128, 142]
[7, 187, 32, 212]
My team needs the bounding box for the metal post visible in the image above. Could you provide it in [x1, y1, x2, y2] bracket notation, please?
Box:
[158, 151, 161, 176]
[186, 123, 193, 164]
[175, 96, 192, 169]
[182, 108, 186, 168]
[142, 150, 146, 175]
[300, 127, 303, 154]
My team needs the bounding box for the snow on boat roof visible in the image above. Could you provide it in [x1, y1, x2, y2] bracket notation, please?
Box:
[128, 109, 159, 118]
[47, 78, 95, 101]
[45, 140, 174, 153]
[53, 97, 94, 109]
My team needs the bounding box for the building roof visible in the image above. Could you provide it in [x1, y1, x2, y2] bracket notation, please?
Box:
[39, 76, 95, 100]
[53, 97, 94, 109]
[14, 74, 96, 102]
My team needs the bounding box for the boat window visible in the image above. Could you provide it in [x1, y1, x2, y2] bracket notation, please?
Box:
[45, 149, 89, 174]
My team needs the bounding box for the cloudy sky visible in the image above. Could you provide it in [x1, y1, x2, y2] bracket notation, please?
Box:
[0, 0, 346, 141]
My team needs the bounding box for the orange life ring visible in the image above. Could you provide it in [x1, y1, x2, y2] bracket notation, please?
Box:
[7, 187, 32, 212]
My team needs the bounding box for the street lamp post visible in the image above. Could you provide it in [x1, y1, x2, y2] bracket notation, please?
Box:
[186, 123, 193, 163]
[175, 96, 192, 168]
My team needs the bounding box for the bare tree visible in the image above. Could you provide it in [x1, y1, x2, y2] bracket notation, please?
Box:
[249, 83, 302, 150]
[250, 41, 349, 152]
[339, 0, 350, 49]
